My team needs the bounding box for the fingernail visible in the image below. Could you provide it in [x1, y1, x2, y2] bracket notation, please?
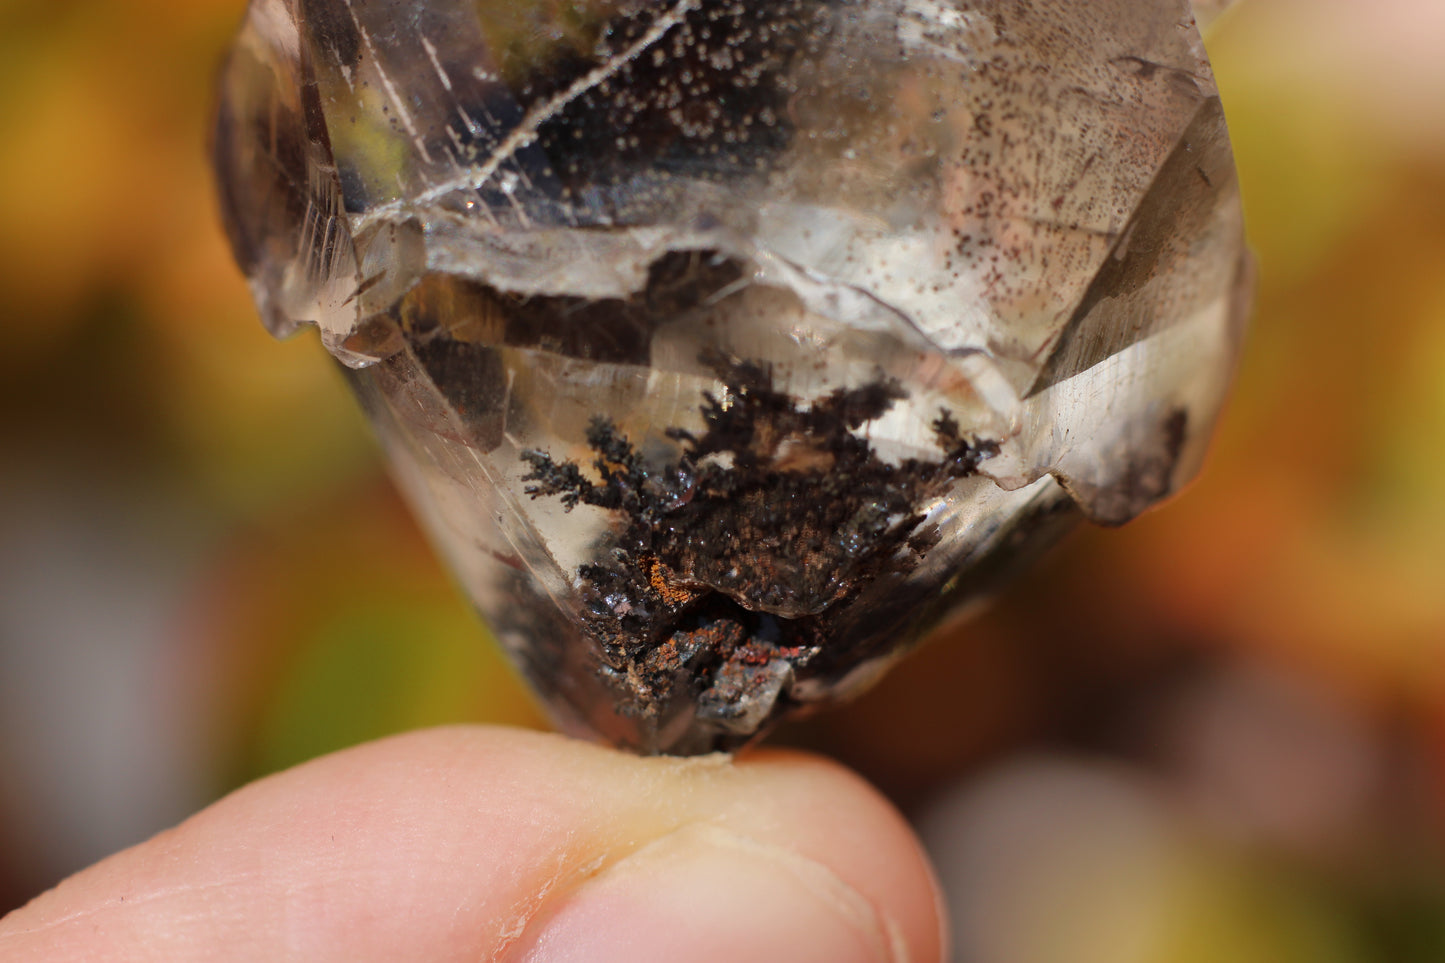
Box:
[510, 824, 904, 963]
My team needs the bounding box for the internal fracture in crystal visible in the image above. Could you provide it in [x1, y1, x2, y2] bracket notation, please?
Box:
[214, 0, 1251, 753]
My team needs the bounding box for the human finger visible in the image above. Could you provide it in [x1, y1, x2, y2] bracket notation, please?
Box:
[0, 725, 945, 963]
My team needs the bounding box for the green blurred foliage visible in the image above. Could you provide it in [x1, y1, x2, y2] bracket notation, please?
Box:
[256, 599, 518, 775]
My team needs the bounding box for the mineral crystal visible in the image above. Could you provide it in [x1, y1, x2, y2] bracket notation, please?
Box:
[214, 0, 1251, 753]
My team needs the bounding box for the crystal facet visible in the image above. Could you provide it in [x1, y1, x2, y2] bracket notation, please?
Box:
[214, 0, 1250, 753]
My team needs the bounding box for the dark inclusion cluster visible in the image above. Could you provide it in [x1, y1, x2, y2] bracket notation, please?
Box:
[520, 354, 998, 733]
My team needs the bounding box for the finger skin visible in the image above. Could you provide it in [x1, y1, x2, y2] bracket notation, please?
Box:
[0, 726, 945, 962]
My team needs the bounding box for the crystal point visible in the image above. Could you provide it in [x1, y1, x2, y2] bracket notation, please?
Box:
[214, 0, 1250, 753]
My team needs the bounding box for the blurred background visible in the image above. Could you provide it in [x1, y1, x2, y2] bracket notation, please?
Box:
[2, 0, 1444, 957]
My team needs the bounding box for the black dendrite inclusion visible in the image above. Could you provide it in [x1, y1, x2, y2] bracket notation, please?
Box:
[521, 355, 997, 719]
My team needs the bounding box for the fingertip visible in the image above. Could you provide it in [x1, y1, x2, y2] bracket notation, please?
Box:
[725, 746, 950, 963]
[0, 727, 946, 963]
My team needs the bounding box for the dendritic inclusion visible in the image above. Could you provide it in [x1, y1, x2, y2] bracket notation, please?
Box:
[214, 0, 1251, 753]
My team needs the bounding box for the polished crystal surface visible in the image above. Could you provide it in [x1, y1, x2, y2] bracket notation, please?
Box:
[214, 0, 1250, 753]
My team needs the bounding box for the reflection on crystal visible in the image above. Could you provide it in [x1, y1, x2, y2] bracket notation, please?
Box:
[214, 0, 1250, 753]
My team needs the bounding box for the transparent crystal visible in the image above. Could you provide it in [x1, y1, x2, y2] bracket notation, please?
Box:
[214, 0, 1250, 753]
